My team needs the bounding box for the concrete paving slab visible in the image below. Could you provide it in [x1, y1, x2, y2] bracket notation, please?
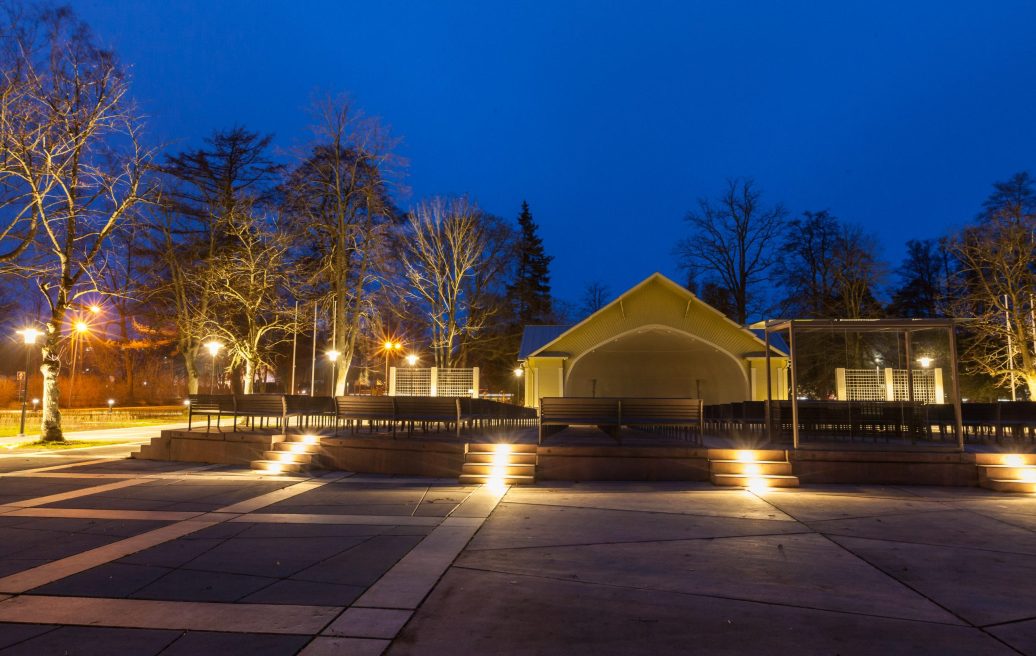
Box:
[293, 535, 425, 587]
[831, 535, 1036, 626]
[325, 607, 413, 638]
[811, 510, 1036, 555]
[183, 535, 366, 578]
[0, 594, 341, 634]
[0, 625, 179, 655]
[763, 492, 956, 522]
[389, 568, 1011, 656]
[504, 485, 796, 521]
[457, 532, 961, 624]
[238, 513, 441, 527]
[467, 502, 808, 551]
[987, 618, 1036, 654]
[130, 568, 278, 602]
[116, 538, 226, 569]
[300, 636, 390, 656]
[159, 630, 310, 655]
[0, 622, 57, 650]
[34, 561, 171, 597]
[241, 578, 367, 606]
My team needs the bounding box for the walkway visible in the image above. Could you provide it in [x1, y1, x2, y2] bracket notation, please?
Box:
[0, 444, 1029, 654]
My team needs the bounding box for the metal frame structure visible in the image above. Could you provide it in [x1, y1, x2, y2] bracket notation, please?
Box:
[761, 318, 964, 451]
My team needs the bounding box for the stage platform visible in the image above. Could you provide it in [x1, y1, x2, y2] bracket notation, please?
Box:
[130, 425, 1036, 489]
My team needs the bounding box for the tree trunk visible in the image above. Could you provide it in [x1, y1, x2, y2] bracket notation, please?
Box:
[184, 348, 200, 395]
[243, 360, 255, 394]
[39, 318, 64, 442]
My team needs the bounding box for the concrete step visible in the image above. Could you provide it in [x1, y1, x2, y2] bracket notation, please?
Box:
[708, 448, 787, 462]
[984, 478, 1036, 493]
[461, 462, 537, 477]
[975, 453, 1036, 466]
[466, 443, 537, 455]
[274, 442, 322, 455]
[710, 473, 800, 488]
[459, 474, 536, 486]
[977, 465, 1036, 482]
[465, 452, 537, 465]
[710, 460, 793, 476]
[263, 451, 314, 465]
[251, 459, 309, 474]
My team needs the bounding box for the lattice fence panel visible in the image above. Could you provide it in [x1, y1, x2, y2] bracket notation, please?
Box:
[843, 369, 886, 401]
[395, 368, 431, 396]
[436, 368, 475, 397]
[892, 369, 937, 403]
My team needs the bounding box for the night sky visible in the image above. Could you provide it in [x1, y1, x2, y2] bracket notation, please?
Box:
[75, 0, 1036, 306]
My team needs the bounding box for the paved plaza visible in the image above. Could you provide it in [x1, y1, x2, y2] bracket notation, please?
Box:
[0, 445, 1030, 654]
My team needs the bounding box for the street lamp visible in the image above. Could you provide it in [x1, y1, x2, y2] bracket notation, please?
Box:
[327, 350, 340, 396]
[405, 354, 418, 367]
[918, 356, 933, 368]
[382, 340, 402, 391]
[513, 367, 523, 406]
[16, 328, 41, 438]
[107, 398, 115, 415]
[204, 341, 222, 394]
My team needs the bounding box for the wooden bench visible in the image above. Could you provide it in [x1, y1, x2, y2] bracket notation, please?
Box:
[394, 397, 461, 438]
[334, 396, 398, 436]
[234, 394, 299, 431]
[538, 397, 621, 444]
[620, 398, 704, 443]
[187, 394, 235, 432]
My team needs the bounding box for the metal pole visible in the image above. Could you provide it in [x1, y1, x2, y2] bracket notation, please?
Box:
[331, 298, 338, 396]
[948, 322, 964, 451]
[310, 301, 317, 396]
[764, 323, 773, 443]
[290, 301, 298, 394]
[17, 345, 30, 437]
[1005, 294, 1017, 401]
[788, 322, 799, 449]
[904, 331, 914, 403]
[210, 351, 217, 394]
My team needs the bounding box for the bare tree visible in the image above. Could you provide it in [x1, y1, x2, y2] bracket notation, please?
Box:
[0, 7, 150, 440]
[951, 172, 1036, 398]
[580, 281, 611, 316]
[831, 223, 885, 319]
[675, 178, 786, 324]
[281, 97, 398, 394]
[205, 208, 295, 393]
[400, 197, 491, 368]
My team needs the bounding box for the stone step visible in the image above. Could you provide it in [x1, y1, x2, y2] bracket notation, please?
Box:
[263, 451, 314, 465]
[709, 460, 793, 476]
[974, 453, 1036, 466]
[710, 473, 800, 488]
[708, 448, 787, 463]
[461, 462, 537, 477]
[466, 443, 537, 455]
[286, 434, 323, 446]
[464, 452, 537, 465]
[274, 442, 322, 455]
[251, 459, 309, 474]
[977, 465, 1036, 482]
[984, 478, 1036, 493]
[458, 474, 536, 486]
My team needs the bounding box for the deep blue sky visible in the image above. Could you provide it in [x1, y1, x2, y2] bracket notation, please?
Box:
[75, 0, 1036, 307]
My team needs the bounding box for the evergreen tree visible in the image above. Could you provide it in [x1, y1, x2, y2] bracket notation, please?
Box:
[887, 239, 953, 318]
[508, 201, 554, 324]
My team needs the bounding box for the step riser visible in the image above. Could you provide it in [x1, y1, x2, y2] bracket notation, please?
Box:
[263, 451, 314, 465]
[459, 475, 535, 485]
[710, 474, 800, 488]
[710, 461, 793, 476]
[461, 463, 536, 477]
[985, 479, 1036, 493]
[465, 453, 537, 465]
[275, 443, 322, 454]
[708, 449, 787, 462]
[978, 466, 1036, 482]
[974, 453, 1036, 466]
[251, 460, 309, 474]
[466, 443, 537, 454]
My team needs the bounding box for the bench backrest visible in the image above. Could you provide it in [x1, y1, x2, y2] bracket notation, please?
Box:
[335, 396, 396, 418]
[620, 398, 703, 422]
[540, 398, 620, 423]
[188, 394, 235, 411]
[235, 394, 285, 414]
[394, 396, 459, 420]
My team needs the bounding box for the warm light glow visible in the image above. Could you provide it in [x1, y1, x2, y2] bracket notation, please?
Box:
[1004, 455, 1025, 468]
[89, 304, 101, 314]
[513, 367, 523, 377]
[301, 434, 318, 445]
[18, 328, 41, 345]
[735, 450, 756, 463]
[107, 399, 115, 406]
[205, 341, 222, 357]
[74, 320, 89, 334]
[744, 463, 762, 476]
[405, 354, 418, 366]
[1020, 469, 1036, 483]
[917, 356, 933, 368]
[289, 443, 307, 454]
[383, 340, 393, 350]
[747, 477, 769, 494]
[495, 443, 512, 454]
[183, 399, 191, 406]
[265, 462, 283, 474]
[327, 350, 340, 362]
[31, 398, 39, 406]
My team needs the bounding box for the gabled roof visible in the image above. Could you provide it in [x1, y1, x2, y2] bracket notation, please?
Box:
[523, 273, 786, 360]
[518, 325, 572, 359]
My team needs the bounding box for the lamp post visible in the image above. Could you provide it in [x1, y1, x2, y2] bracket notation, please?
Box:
[107, 398, 115, 416]
[205, 341, 222, 394]
[69, 319, 90, 408]
[405, 354, 418, 367]
[327, 350, 340, 396]
[383, 340, 401, 392]
[513, 367, 523, 406]
[16, 328, 41, 438]
[918, 356, 933, 369]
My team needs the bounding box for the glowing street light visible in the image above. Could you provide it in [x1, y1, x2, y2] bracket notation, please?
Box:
[16, 328, 41, 438]
[513, 366, 524, 405]
[918, 356, 933, 368]
[107, 398, 115, 415]
[327, 349, 340, 396]
[204, 341, 222, 394]
[88, 304, 101, 314]
[74, 320, 89, 334]
[405, 354, 418, 367]
[382, 340, 402, 391]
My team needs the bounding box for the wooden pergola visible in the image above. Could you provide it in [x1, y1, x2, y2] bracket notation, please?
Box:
[760, 318, 964, 451]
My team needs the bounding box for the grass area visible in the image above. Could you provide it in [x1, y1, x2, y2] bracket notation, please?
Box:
[13, 440, 117, 450]
[0, 415, 185, 438]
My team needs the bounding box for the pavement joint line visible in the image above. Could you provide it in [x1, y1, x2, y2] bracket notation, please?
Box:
[4, 458, 119, 474]
[497, 498, 800, 522]
[8, 477, 152, 508]
[1, 507, 206, 522]
[463, 529, 818, 552]
[816, 530, 1036, 560]
[0, 594, 343, 635]
[214, 475, 344, 514]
